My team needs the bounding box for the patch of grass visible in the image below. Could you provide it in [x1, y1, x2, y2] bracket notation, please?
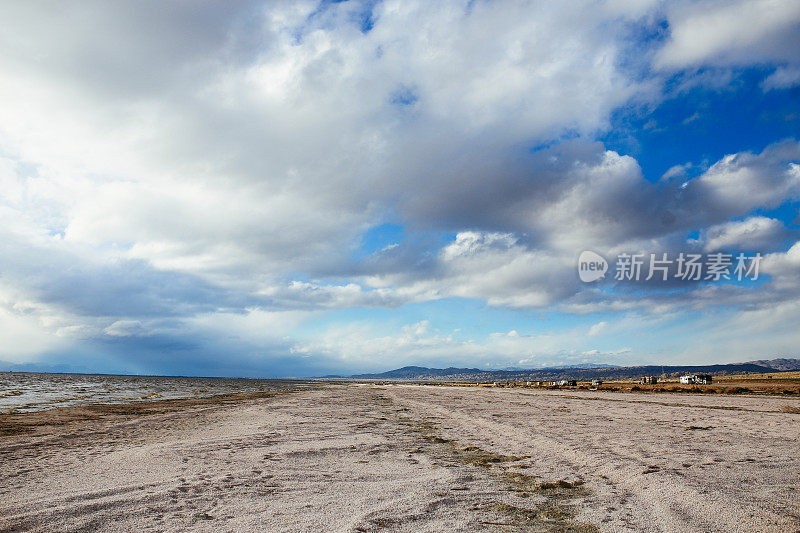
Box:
[535, 480, 591, 499]
[538, 480, 583, 490]
[421, 435, 452, 444]
[492, 501, 598, 532]
[493, 501, 545, 520]
[396, 413, 595, 530]
[0, 420, 33, 436]
[398, 416, 526, 467]
[728, 387, 751, 394]
[454, 445, 526, 467]
[502, 471, 540, 487]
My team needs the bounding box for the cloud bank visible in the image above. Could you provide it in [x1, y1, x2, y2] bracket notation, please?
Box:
[0, 0, 798, 375]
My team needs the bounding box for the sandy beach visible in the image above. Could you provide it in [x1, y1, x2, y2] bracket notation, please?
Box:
[1, 384, 799, 532]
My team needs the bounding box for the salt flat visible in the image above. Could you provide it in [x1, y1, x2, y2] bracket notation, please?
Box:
[1, 384, 798, 532]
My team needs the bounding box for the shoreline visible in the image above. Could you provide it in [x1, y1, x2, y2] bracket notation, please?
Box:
[0, 389, 297, 438]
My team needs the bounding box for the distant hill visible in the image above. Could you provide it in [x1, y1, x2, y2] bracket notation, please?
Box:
[352, 366, 483, 379]
[745, 358, 800, 371]
[347, 362, 783, 382]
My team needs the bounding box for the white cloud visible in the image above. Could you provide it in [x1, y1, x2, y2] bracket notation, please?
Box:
[689, 142, 800, 222]
[656, 0, 800, 69]
[0, 0, 653, 291]
[762, 240, 800, 281]
[762, 66, 800, 91]
[698, 216, 788, 252]
[104, 320, 147, 337]
[0, 302, 69, 360]
[362, 231, 577, 308]
[588, 321, 608, 336]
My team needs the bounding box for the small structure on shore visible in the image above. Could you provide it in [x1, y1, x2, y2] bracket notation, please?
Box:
[591, 379, 603, 386]
[680, 374, 713, 385]
[640, 376, 658, 385]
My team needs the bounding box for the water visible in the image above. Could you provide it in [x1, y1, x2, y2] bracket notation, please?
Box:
[0, 372, 313, 413]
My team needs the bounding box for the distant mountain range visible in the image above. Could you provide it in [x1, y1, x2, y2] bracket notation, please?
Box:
[744, 358, 800, 371]
[345, 358, 800, 381]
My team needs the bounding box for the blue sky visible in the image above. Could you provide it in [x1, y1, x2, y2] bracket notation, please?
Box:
[0, 0, 799, 377]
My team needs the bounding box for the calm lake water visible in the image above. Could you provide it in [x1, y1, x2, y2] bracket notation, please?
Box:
[0, 372, 314, 413]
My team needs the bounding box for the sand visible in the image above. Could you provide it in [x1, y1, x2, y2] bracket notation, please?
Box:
[1, 384, 799, 532]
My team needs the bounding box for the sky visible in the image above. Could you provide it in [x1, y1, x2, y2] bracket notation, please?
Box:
[0, 0, 799, 377]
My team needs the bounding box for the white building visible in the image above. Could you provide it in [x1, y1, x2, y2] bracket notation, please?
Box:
[680, 374, 713, 385]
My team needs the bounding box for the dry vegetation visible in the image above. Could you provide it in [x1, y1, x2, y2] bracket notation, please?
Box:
[393, 400, 597, 532]
[0, 390, 285, 437]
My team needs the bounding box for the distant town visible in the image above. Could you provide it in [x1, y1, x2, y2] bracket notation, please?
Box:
[341, 358, 800, 395]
